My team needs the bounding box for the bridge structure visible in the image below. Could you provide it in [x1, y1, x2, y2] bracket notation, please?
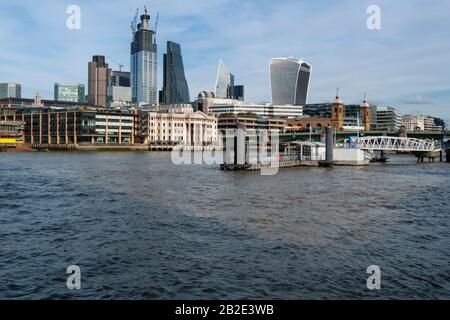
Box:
[357, 136, 441, 152]
[279, 131, 445, 144]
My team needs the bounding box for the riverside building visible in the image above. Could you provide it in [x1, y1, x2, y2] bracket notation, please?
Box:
[374, 106, 402, 132]
[15, 108, 138, 145]
[196, 92, 303, 118]
[140, 104, 217, 146]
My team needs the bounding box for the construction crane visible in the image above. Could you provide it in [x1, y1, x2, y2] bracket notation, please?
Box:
[155, 12, 159, 33]
[107, 56, 124, 72]
[131, 8, 139, 34]
[154, 12, 159, 43]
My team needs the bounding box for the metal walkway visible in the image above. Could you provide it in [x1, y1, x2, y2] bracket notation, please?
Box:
[358, 136, 441, 152]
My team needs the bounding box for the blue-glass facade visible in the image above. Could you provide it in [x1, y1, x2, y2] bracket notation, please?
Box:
[215, 60, 234, 99]
[161, 41, 190, 104]
[131, 12, 157, 105]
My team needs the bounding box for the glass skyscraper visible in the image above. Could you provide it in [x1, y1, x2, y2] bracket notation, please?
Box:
[215, 60, 235, 99]
[270, 57, 311, 106]
[131, 9, 157, 105]
[161, 41, 190, 104]
[0, 83, 21, 99]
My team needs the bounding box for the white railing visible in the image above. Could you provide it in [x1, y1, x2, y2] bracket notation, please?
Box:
[357, 136, 440, 152]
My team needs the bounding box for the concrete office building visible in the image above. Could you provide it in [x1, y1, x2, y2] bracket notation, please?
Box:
[0, 83, 21, 99]
[88, 55, 111, 107]
[131, 7, 157, 105]
[217, 114, 286, 132]
[402, 115, 444, 132]
[402, 115, 426, 132]
[108, 71, 132, 108]
[18, 108, 137, 145]
[424, 116, 444, 132]
[374, 106, 402, 132]
[196, 92, 303, 118]
[54, 83, 85, 103]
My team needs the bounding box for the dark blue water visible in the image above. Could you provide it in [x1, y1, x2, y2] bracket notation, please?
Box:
[0, 152, 449, 299]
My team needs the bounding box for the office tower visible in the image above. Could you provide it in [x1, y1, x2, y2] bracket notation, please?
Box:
[54, 83, 85, 103]
[131, 7, 157, 105]
[375, 106, 402, 132]
[215, 60, 235, 99]
[214, 60, 245, 100]
[161, 41, 190, 104]
[0, 83, 21, 99]
[270, 57, 311, 106]
[88, 55, 111, 107]
[110, 71, 131, 87]
[232, 85, 245, 101]
[108, 71, 132, 107]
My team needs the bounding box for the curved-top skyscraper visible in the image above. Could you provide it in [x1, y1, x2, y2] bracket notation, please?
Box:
[270, 57, 311, 106]
[131, 8, 157, 105]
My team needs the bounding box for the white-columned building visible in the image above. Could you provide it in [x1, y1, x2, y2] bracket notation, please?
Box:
[141, 104, 218, 145]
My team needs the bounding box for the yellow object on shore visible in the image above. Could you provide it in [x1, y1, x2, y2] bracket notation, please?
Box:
[0, 138, 23, 144]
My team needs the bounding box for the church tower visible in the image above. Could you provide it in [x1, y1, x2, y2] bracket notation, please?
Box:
[360, 93, 371, 132]
[331, 89, 344, 130]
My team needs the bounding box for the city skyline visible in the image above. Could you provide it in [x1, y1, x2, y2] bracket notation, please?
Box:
[0, 0, 449, 119]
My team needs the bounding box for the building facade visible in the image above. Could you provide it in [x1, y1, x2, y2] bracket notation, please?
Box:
[54, 83, 85, 103]
[108, 71, 132, 108]
[285, 96, 347, 131]
[88, 55, 111, 107]
[402, 115, 425, 132]
[215, 60, 234, 99]
[19, 108, 137, 145]
[196, 92, 303, 118]
[0, 83, 21, 99]
[270, 57, 311, 106]
[131, 9, 157, 105]
[161, 41, 190, 104]
[424, 116, 443, 132]
[374, 106, 402, 132]
[0, 97, 90, 110]
[214, 60, 245, 100]
[0, 120, 24, 145]
[141, 104, 217, 146]
[217, 114, 286, 132]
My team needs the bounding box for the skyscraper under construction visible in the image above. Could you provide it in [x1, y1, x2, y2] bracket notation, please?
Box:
[130, 7, 157, 105]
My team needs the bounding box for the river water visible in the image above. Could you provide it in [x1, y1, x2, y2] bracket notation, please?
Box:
[0, 152, 449, 299]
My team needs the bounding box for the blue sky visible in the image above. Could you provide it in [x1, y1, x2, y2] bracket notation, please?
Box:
[0, 0, 449, 120]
